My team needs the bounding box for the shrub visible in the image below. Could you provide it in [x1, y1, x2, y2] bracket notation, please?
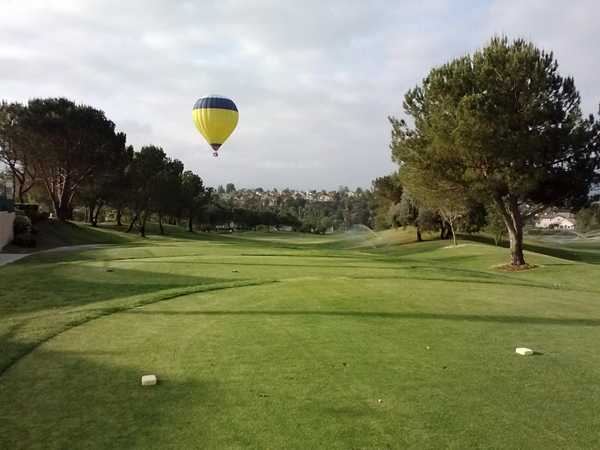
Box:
[12, 232, 36, 247]
[30, 210, 49, 223]
[14, 203, 39, 214]
[13, 215, 32, 235]
[14, 204, 50, 223]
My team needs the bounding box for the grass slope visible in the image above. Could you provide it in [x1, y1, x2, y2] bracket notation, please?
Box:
[1, 225, 600, 449]
[462, 230, 600, 265]
[2, 220, 137, 253]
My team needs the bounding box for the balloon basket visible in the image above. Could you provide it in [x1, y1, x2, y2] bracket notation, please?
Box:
[212, 152, 219, 157]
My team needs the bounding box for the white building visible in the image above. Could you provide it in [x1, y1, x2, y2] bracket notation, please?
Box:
[535, 213, 576, 230]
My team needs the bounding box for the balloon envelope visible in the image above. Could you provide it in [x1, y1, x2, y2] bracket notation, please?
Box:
[192, 96, 238, 156]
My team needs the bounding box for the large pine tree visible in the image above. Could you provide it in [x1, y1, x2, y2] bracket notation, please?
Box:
[390, 37, 599, 266]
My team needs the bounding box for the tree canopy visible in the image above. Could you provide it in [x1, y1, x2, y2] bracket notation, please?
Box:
[390, 36, 599, 265]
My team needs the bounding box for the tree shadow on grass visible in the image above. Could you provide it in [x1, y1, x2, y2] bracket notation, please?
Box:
[0, 346, 228, 450]
[0, 323, 31, 380]
[2, 308, 599, 449]
[238, 252, 368, 260]
[125, 259, 401, 271]
[460, 234, 600, 265]
[124, 310, 600, 327]
[363, 241, 446, 257]
[0, 265, 234, 372]
[347, 274, 568, 292]
[2, 221, 136, 254]
[426, 254, 487, 263]
[0, 341, 400, 449]
[0, 266, 232, 314]
[120, 259, 595, 293]
[0, 279, 269, 379]
[13, 244, 205, 265]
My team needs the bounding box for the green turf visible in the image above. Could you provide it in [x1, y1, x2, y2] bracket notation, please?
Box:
[1, 225, 600, 449]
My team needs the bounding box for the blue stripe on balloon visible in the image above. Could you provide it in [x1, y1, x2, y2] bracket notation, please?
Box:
[193, 97, 238, 111]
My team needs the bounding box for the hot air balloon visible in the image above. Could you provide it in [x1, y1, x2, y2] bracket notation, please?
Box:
[192, 95, 238, 157]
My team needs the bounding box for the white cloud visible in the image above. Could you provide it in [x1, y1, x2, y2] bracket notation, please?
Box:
[0, 0, 598, 189]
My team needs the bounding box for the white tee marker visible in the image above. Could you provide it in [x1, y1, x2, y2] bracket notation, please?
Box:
[515, 347, 534, 356]
[141, 374, 158, 386]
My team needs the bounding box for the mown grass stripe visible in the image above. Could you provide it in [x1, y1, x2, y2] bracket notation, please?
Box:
[0, 279, 276, 379]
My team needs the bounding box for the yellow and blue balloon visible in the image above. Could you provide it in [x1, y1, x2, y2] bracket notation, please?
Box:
[192, 95, 238, 157]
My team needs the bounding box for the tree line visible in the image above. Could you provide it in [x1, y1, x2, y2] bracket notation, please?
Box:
[210, 186, 374, 233]
[0, 98, 298, 236]
[0, 99, 375, 236]
[0, 99, 211, 236]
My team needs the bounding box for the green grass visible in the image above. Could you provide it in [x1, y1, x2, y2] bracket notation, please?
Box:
[3, 219, 138, 253]
[461, 230, 600, 264]
[1, 224, 600, 448]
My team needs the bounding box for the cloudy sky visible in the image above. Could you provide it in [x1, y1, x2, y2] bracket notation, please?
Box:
[1, 1, 598, 190]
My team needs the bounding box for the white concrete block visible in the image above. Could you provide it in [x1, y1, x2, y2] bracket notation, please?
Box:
[141, 374, 158, 386]
[515, 347, 534, 356]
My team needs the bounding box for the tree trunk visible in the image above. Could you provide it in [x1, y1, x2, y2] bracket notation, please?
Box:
[507, 227, 525, 265]
[116, 207, 123, 227]
[51, 197, 60, 220]
[56, 183, 73, 221]
[11, 171, 16, 202]
[88, 203, 97, 226]
[494, 195, 526, 266]
[188, 214, 194, 232]
[507, 197, 526, 266]
[52, 187, 73, 221]
[416, 225, 422, 242]
[127, 214, 138, 233]
[158, 212, 164, 235]
[18, 183, 26, 204]
[56, 203, 71, 221]
[140, 211, 148, 237]
[93, 204, 102, 227]
[448, 221, 457, 246]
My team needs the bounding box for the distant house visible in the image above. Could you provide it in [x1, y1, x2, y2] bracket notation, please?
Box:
[535, 212, 576, 230]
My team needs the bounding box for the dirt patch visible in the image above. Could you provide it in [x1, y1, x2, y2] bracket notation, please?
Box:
[492, 263, 538, 272]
